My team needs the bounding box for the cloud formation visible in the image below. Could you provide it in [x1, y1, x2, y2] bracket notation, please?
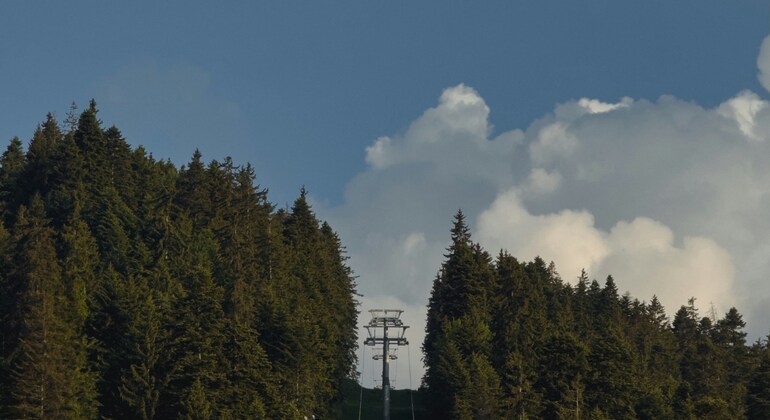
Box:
[478, 192, 735, 316]
[320, 41, 770, 387]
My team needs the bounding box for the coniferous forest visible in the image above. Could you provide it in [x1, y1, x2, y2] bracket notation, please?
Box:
[4, 104, 770, 420]
[422, 211, 770, 419]
[0, 103, 359, 419]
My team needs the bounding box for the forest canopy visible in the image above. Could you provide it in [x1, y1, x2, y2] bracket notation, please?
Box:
[0, 102, 358, 419]
[422, 210, 770, 420]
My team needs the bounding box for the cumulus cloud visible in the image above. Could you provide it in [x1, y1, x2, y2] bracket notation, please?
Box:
[718, 90, 766, 141]
[319, 39, 770, 386]
[477, 190, 736, 316]
[478, 188, 610, 279]
[601, 218, 735, 315]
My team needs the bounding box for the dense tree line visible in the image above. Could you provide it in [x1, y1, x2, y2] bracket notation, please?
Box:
[423, 211, 770, 419]
[0, 102, 358, 419]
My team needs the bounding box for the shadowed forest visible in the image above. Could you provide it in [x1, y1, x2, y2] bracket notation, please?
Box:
[1, 104, 770, 419]
[0, 103, 358, 419]
[421, 211, 770, 419]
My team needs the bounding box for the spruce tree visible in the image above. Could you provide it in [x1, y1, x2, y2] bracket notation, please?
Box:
[9, 196, 97, 418]
[423, 211, 499, 419]
[0, 137, 25, 221]
[747, 336, 770, 419]
[25, 113, 62, 198]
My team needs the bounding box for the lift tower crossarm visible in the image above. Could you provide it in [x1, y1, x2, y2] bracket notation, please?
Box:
[363, 309, 409, 420]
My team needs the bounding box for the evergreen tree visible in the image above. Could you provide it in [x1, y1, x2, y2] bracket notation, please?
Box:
[423, 210, 498, 418]
[222, 320, 271, 419]
[0, 137, 25, 221]
[25, 113, 62, 198]
[535, 332, 588, 418]
[162, 227, 229, 418]
[747, 336, 770, 419]
[180, 378, 213, 420]
[9, 197, 97, 418]
[0, 220, 14, 413]
[0, 104, 361, 418]
[118, 277, 171, 420]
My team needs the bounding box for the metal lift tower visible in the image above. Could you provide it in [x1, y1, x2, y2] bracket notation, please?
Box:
[363, 309, 409, 420]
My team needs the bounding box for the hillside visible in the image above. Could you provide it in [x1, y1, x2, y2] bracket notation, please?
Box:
[0, 104, 358, 418]
[420, 211, 770, 419]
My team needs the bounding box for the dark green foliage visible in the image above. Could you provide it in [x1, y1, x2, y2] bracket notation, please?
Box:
[0, 137, 25, 221]
[0, 104, 358, 418]
[747, 336, 770, 419]
[423, 214, 764, 419]
[8, 196, 97, 418]
[423, 210, 500, 419]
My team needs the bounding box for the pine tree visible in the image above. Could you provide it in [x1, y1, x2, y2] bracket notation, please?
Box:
[9, 196, 97, 418]
[0, 137, 26, 221]
[535, 332, 588, 418]
[118, 276, 172, 420]
[161, 225, 229, 418]
[25, 113, 62, 198]
[180, 378, 213, 420]
[747, 336, 770, 419]
[0, 221, 15, 414]
[423, 211, 501, 419]
[0, 104, 362, 418]
[222, 320, 271, 418]
[46, 132, 85, 228]
[174, 150, 213, 231]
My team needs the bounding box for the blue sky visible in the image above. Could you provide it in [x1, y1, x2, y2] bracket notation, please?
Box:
[1, 1, 767, 206]
[3, 1, 770, 388]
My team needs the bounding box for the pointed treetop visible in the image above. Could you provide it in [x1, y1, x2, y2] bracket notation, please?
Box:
[648, 295, 669, 326]
[649, 295, 663, 310]
[285, 186, 319, 244]
[75, 99, 104, 144]
[603, 275, 618, 296]
[104, 125, 123, 139]
[184, 149, 205, 173]
[28, 114, 62, 161]
[291, 186, 312, 218]
[42, 112, 61, 135]
[64, 101, 79, 132]
[1, 137, 25, 174]
[578, 269, 589, 284]
[451, 209, 471, 244]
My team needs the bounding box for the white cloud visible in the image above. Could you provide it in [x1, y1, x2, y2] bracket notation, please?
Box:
[320, 35, 770, 386]
[476, 191, 736, 316]
[529, 122, 578, 165]
[520, 168, 562, 196]
[477, 188, 609, 278]
[577, 97, 633, 114]
[718, 90, 766, 141]
[601, 219, 735, 315]
[365, 136, 393, 168]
